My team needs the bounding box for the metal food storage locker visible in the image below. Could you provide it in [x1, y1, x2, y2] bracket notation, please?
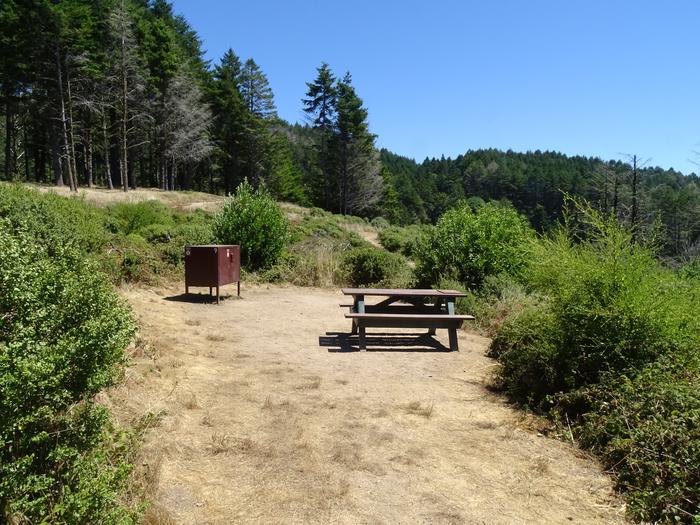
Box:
[184, 245, 241, 303]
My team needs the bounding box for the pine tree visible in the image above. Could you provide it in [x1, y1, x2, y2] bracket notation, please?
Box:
[239, 58, 276, 119]
[108, 0, 147, 192]
[302, 62, 337, 208]
[209, 49, 246, 193]
[332, 72, 382, 215]
[238, 58, 276, 185]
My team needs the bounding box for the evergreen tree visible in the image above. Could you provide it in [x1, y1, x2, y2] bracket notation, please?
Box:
[302, 62, 337, 208]
[238, 58, 276, 185]
[331, 72, 382, 214]
[209, 49, 245, 193]
[239, 58, 276, 119]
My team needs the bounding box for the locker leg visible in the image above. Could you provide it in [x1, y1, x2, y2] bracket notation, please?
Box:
[237, 281, 240, 296]
[216, 285, 220, 304]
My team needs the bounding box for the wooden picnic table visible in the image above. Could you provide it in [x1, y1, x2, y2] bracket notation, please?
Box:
[340, 288, 474, 351]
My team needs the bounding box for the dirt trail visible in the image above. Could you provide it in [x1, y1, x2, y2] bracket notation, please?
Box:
[114, 284, 626, 524]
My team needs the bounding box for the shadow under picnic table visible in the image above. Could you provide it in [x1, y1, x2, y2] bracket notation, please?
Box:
[319, 331, 452, 353]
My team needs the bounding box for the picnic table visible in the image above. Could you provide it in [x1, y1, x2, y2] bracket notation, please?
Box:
[340, 288, 474, 351]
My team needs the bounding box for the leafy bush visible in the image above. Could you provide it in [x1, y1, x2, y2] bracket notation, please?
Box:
[414, 202, 534, 288]
[572, 352, 700, 522]
[446, 274, 542, 337]
[0, 183, 106, 254]
[213, 180, 288, 270]
[491, 204, 700, 523]
[105, 200, 173, 235]
[340, 246, 412, 287]
[378, 224, 431, 257]
[370, 216, 390, 229]
[0, 225, 137, 522]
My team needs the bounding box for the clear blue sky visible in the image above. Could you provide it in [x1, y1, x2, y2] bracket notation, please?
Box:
[172, 0, 700, 174]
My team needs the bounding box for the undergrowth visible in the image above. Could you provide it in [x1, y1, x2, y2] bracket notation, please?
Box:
[488, 202, 700, 523]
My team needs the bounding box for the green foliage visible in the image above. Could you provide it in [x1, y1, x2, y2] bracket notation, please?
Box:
[213, 180, 288, 269]
[370, 216, 389, 229]
[414, 202, 534, 288]
[573, 352, 700, 522]
[105, 200, 174, 235]
[0, 184, 106, 253]
[0, 225, 137, 522]
[490, 203, 700, 523]
[378, 224, 431, 257]
[340, 246, 412, 287]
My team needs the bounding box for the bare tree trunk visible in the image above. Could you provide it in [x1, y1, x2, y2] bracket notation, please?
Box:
[4, 93, 14, 180]
[612, 172, 619, 219]
[631, 154, 639, 241]
[50, 124, 64, 186]
[120, 64, 128, 192]
[66, 71, 79, 189]
[102, 114, 113, 189]
[56, 48, 76, 191]
[83, 114, 94, 187]
[23, 125, 29, 181]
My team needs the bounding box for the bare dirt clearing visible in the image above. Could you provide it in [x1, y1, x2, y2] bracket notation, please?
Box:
[113, 283, 626, 524]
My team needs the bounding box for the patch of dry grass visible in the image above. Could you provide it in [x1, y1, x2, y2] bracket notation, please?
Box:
[295, 376, 321, 390]
[209, 432, 230, 455]
[406, 400, 435, 418]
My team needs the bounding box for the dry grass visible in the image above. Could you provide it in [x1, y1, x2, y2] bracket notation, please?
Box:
[295, 376, 321, 390]
[209, 432, 230, 455]
[113, 283, 627, 525]
[406, 400, 435, 418]
[142, 503, 178, 525]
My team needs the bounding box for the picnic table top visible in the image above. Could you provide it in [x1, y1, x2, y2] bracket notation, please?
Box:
[341, 288, 467, 298]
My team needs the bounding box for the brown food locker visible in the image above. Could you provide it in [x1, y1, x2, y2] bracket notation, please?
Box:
[184, 245, 241, 303]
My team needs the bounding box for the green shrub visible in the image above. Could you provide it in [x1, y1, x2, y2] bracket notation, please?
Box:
[377, 226, 403, 252]
[378, 224, 431, 257]
[370, 216, 390, 229]
[0, 183, 106, 254]
[290, 213, 367, 248]
[0, 225, 137, 522]
[213, 180, 288, 270]
[340, 246, 412, 287]
[100, 233, 166, 284]
[442, 274, 541, 337]
[106, 200, 173, 235]
[573, 352, 700, 522]
[490, 203, 700, 523]
[414, 202, 534, 288]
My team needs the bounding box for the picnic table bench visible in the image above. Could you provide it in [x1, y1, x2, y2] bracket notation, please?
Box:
[341, 288, 474, 351]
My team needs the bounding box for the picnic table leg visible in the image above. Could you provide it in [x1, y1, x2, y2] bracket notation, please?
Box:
[448, 328, 458, 352]
[446, 298, 458, 351]
[356, 295, 365, 349]
[358, 324, 366, 350]
[428, 298, 442, 335]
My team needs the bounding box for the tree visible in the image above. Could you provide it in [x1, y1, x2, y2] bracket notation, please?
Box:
[238, 58, 276, 185]
[108, 0, 147, 192]
[331, 72, 382, 215]
[209, 49, 246, 193]
[302, 62, 336, 208]
[163, 67, 212, 189]
[239, 58, 276, 119]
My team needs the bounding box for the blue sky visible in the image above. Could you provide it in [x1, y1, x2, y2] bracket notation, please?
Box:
[172, 0, 700, 174]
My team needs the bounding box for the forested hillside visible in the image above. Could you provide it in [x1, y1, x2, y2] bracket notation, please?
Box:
[2, 0, 699, 257]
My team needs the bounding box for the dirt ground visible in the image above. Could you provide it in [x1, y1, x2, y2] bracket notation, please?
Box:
[112, 283, 627, 525]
